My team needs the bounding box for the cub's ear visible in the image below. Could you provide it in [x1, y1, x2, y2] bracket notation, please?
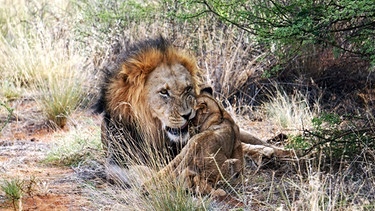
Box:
[194, 102, 207, 110]
[194, 102, 208, 113]
[200, 87, 213, 96]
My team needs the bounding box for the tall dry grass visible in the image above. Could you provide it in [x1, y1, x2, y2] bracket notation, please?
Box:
[262, 83, 321, 131]
[0, 0, 91, 128]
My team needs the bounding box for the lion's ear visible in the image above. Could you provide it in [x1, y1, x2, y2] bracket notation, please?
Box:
[200, 87, 213, 96]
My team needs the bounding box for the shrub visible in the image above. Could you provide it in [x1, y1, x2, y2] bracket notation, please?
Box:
[289, 112, 375, 166]
[171, 0, 375, 74]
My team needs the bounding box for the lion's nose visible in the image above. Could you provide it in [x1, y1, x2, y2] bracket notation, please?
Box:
[182, 112, 192, 120]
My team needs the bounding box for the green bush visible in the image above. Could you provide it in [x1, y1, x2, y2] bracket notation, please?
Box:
[172, 0, 375, 73]
[289, 113, 375, 163]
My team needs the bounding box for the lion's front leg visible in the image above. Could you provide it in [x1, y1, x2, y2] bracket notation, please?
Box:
[142, 134, 200, 190]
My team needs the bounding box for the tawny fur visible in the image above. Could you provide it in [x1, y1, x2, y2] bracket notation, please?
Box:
[95, 37, 202, 184]
[103, 38, 199, 149]
[144, 88, 243, 196]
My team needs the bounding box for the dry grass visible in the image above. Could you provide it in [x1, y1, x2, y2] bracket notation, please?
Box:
[262, 83, 320, 131]
[0, 0, 91, 128]
[45, 122, 102, 166]
[31, 46, 89, 128]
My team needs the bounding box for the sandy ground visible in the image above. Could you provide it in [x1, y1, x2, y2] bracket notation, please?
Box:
[0, 98, 101, 210]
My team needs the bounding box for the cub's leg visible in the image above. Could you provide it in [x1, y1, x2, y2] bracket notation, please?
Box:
[220, 158, 242, 185]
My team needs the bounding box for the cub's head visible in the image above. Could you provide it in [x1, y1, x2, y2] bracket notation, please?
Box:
[193, 87, 222, 127]
[102, 36, 200, 144]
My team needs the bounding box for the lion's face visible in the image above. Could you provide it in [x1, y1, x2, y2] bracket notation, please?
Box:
[145, 63, 196, 144]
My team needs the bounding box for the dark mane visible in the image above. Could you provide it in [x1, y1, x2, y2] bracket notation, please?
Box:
[93, 36, 171, 114]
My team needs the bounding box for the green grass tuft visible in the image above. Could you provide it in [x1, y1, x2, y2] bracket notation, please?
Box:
[45, 124, 102, 166]
[1, 179, 23, 210]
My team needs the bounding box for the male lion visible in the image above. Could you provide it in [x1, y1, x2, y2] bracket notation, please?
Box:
[144, 87, 243, 196]
[94, 36, 200, 184]
[95, 36, 292, 185]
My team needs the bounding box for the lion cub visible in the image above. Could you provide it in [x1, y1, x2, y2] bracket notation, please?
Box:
[144, 87, 243, 196]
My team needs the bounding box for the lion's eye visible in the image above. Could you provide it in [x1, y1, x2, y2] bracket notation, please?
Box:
[159, 89, 169, 97]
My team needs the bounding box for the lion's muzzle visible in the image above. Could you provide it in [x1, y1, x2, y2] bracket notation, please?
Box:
[165, 120, 190, 144]
[166, 121, 189, 136]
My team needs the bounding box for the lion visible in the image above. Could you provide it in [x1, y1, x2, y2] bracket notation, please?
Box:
[94, 36, 293, 186]
[143, 87, 243, 196]
[94, 36, 201, 184]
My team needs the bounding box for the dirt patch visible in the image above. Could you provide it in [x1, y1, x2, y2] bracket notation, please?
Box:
[0, 99, 101, 210]
[0, 138, 96, 210]
[1, 194, 90, 211]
